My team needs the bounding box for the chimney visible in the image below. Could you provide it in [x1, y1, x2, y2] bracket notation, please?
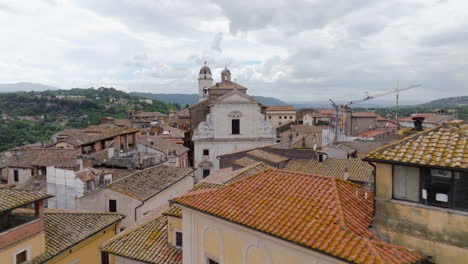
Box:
[412, 116, 424, 131]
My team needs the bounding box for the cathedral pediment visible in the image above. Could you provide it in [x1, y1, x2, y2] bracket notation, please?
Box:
[216, 90, 257, 103]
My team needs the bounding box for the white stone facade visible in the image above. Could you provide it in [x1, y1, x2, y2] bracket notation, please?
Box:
[193, 90, 275, 181]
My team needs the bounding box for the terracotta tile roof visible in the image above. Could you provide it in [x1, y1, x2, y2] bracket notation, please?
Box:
[138, 136, 189, 155]
[286, 154, 374, 183]
[365, 122, 467, 169]
[135, 112, 167, 118]
[57, 126, 138, 146]
[0, 187, 52, 212]
[192, 182, 224, 191]
[163, 204, 183, 218]
[233, 157, 259, 167]
[399, 113, 455, 124]
[32, 211, 124, 263]
[224, 162, 272, 184]
[266, 106, 295, 111]
[356, 129, 393, 138]
[106, 165, 194, 201]
[101, 215, 181, 264]
[6, 149, 80, 169]
[247, 149, 289, 164]
[159, 125, 186, 138]
[317, 109, 335, 116]
[174, 169, 425, 264]
[304, 112, 329, 118]
[209, 80, 247, 90]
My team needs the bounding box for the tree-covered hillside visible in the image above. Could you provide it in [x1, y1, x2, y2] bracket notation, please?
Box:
[130, 92, 289, 106]
[0, 87, 176, 151]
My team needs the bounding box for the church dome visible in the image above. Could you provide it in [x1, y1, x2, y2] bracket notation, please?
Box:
[221, 67, 231, 75]
[199, 65, 211, 74]
[221, 66, 231, 81]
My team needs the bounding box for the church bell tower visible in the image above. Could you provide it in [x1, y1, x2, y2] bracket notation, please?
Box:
[198, 62, 213, 102]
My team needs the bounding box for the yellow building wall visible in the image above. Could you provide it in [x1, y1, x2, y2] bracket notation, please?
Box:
[193, 213, 342, 264]
[46, 224, 118, 264]
[167, 216, 182, 247]
[0, 232, 46, 264]
[374, 162, 468, 264]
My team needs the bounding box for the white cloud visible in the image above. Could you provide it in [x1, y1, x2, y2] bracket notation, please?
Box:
[0, 0, 466, 102]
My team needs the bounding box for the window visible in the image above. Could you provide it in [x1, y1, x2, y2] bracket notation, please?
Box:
[454, 171, 468, 211]
[101, 252, 109, 264]
[16, 250, 27, 264]
[108, 200, 117, 212]
[203, 169, 210, 178]
[175, 231, 183, 247]
[203, 149, 209, 156]
[14, 170, 19, 182]
[231, 119, 240, 134]
[279, 116, 282, 119]
[422, 169, 452, 208]
[268, 116, 271, 119]
[392, 165, 468, 211]
[393, 165, 420, 202]
[208, 259, 219, 264]
[290, 116, 293, 119]
[284, 116, 287, 119]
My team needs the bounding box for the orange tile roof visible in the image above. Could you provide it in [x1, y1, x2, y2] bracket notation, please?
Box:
[286, 154, 374, 183]
[101, 215, 181, 264]
[174, 169, 425, 264]
[247, 149, 289, 164]
[266, 105, 296, 111]
[365, 122, 467, 168]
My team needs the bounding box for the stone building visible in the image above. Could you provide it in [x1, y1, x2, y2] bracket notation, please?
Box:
[265, 105, 296, 128]
[364, 121, 468, 263]
[190, 65, 276, 181]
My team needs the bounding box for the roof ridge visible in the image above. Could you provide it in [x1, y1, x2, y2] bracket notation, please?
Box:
[331, 178, 347, 228]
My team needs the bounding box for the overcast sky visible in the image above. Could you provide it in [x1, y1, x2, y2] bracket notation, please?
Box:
[0, 0, 466, 102]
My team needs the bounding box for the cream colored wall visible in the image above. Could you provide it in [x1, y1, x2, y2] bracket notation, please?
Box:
[182, 207, 344, 264]
[46, 224, 118, 264]
[374, 162, 468, 264]
[266, 111, 296, 128]
[7, 167, 32, 185]
[0, 232, 45, 264]
[115, 255, 144, 264]
[77, 188, 141, 229]
[136, 175, 194, 221]
[167, 216, 182, 247]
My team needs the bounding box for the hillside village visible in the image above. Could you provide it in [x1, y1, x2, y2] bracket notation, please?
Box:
[0, 65, 467, 264]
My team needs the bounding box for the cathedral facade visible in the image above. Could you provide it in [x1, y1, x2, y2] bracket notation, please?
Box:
[191, 65, 276, 181]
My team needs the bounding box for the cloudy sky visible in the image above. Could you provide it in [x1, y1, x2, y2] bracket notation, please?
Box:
[0, 0, 466, 102]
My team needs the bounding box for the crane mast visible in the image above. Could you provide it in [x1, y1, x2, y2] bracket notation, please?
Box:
[328, 84, 421, 143]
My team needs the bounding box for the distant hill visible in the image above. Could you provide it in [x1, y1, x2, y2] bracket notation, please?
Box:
[0, 88, 176, 151]
[0, 82, 58, 93]
[130, 92, 289, 106]
[417, 96, 468, 108]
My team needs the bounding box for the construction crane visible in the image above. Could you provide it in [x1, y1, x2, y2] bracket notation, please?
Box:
[329, 84, 422, 143]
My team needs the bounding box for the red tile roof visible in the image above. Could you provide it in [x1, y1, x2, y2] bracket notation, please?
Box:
[356, 129, 393, 138]
[266, 106, 296, 111]
[174, 169, 425, 264]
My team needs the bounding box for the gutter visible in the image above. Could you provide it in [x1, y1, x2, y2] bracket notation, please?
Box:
[362, 158, 468, 172]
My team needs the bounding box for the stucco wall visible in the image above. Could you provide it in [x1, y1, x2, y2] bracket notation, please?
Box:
[77, 189, 141, 229]
[115, 255, 145, 264]
[77, 174, 193, 229]
[136, 175, 194, 221]
[7, 167, 32, 185]
[168, 216, 183, 248]
[0, 231, 45, 264]
[266, 111, 296, 128]
[374, 162, 468, 263]
[182, 207, 345, 264]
